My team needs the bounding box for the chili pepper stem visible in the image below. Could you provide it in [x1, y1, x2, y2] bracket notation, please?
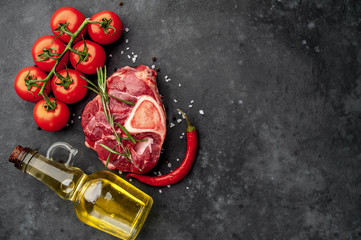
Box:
[177, 109, 196, 132]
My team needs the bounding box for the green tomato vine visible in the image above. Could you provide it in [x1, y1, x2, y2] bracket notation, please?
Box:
[32, 18, 113, 111]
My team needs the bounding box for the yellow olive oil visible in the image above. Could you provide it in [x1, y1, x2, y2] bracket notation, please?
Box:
[9, 146, 153, 240]
[74, 172, 153, 240]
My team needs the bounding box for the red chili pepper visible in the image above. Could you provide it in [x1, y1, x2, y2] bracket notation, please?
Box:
[126, 109, 198, 186]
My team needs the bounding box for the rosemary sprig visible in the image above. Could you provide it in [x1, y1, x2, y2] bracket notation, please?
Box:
[82, 67, 142, 171]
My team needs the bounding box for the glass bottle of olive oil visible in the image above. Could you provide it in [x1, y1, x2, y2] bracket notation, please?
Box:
[9, 144, 153, 240]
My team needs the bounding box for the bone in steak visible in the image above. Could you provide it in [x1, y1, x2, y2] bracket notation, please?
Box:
[81, 65, 166, 173]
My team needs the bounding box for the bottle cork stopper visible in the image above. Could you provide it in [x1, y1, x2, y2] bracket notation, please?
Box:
[9, 145, 24, 166]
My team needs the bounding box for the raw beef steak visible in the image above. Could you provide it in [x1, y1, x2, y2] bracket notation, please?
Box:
[81, 65, 166, 173]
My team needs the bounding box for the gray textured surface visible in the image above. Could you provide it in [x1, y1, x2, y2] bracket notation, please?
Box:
[1, 0, 361, 239]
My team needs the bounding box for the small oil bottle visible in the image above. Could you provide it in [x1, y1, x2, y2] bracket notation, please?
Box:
[9, 142, 153, 240]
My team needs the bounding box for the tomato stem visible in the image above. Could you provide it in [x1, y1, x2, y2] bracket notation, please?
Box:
[54, 67, 73, 89]
[40, 92, 57, 111]
[38, 18, 93, 108]
[69, 38, 89, 66]
[36, 47, 61, 62]
[53, 22, 74, 38]
[24, 70, 42, 89]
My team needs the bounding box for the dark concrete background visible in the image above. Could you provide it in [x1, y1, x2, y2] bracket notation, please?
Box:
[1, 0, 361, 239]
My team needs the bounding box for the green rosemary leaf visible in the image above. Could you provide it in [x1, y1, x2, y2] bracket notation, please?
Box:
[109, 94, 135, 106]
[124, 146, 142, 172]
[115, 123, 136, 144]
[104, 144, 120, 169]
[123, 137, 148, 143]
[136, 138, 148, 142]
[123, 137, 148, 142]
[85, 85, 101, 95]
[100, 144, 125, 156]
[105, 151, 112, 169]
[101, 98, 111, 123]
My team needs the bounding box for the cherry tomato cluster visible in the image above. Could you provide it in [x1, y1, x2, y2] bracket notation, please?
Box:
[14, 7, 123, 132]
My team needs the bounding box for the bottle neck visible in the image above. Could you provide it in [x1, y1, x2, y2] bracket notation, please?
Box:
[10, 146, 87, 201]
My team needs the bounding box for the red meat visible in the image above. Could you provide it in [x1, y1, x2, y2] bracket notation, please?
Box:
[81, 65, 166, 173]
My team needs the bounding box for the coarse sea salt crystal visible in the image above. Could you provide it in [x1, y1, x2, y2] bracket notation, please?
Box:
[174, 99, 177, 103]
[307, 21, 315, 30]
[127, 55, 131, 59]
[164, 75, 171, 82]
[121, 50, 124, 54]
[177, 119, 182, 123]
[170, 123, 175, 128]
[129, 178, 132, 182]
[109, 54, 113, 57]
[190, 100, 194, 103]
[167, 185, 171, 188]
[151, 65, 155, 69]
[125, 27, 129, 32]
[180, 136, 183, 139]
[199, 110, 204, 115]
[159, 189, 162, 193]
[167, 163, 172, 168]
[126, 47, 130, 50]
[189, 105, 193, 108]
[125, 39, 129, 44]
[178, 83, 181, 87]
[176, 158, 180, 161]
[132, 55, 138, 63]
